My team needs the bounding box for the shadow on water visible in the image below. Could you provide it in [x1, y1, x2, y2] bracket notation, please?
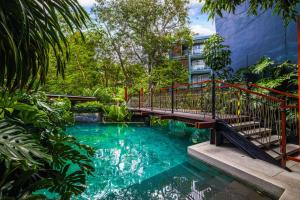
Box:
[105, 160, 272, 200]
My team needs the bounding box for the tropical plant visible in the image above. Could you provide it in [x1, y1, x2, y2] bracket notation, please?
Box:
[201, 0, 299, 25]
[234, 57, 298, 95]
[203, 34, 232, 78]
[0, 92, 95, 199]
[105, 105, 132, 122]
[0, 0, 88, 91]
[72, 101, 106, 113]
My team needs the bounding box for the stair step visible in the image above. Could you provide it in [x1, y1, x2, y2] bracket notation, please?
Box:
[239, 128, 272, 138]
[250, 135, 279, 148]
[232, 121, 260, 129]
[266, 144, 300, 160]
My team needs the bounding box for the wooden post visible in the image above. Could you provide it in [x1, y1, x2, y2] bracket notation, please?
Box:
[171, 81, 174, 113]
[124, 86, 128, 102]
[212, 72, 216, 119]
[139, 89, 141, 109]
[297, 16, 300, 145]
[150, 87, 153, 111]
[280, 101, 287, 168]
[159, 89, 162, 109]
[140, 88, 144, 108]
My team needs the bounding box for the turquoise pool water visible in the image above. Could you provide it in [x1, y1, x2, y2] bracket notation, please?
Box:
[67, 123, 271, 200]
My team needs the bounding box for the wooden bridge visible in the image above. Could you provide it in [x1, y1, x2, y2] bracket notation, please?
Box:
[47, 94, 97, 103]
[127, 80, 300, 169]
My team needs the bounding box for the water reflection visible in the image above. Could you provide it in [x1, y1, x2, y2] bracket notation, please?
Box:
[68, 123, 271, 200]
[105, 162, 271, 200]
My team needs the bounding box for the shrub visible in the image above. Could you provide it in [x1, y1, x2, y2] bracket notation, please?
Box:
[93, 88, 114, 103]
[0, 91, 94, 199]
[105, 105, 132, 122]
[72, 101, 105, 113]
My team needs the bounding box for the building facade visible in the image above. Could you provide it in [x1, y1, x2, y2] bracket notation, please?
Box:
[170, 35, 211, 84]
[215, 1, 299, 70]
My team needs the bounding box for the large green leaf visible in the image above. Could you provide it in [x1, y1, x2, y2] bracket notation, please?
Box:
[0, 120, 52, 168]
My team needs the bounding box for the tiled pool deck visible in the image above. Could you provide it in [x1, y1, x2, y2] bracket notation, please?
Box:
[188, 142, 300, 200]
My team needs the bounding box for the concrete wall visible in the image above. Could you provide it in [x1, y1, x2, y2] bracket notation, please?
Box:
[215, 1, 298, 70]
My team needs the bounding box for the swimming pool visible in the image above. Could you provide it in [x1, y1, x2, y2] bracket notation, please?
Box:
[67, 123, 271, 200]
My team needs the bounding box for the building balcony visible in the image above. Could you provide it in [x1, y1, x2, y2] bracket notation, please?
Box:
[190, 67, 211, 74]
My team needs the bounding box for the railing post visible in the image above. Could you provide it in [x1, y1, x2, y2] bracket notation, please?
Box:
[150, 87, 153, 111]
[212, 73, 216, 119]
[139, 88, 144, 109]
[124, 86, 128, 102]
[280, 100, 287, 168]
[139, 89, 141, 109]
[171, 81, 174, 114]
[159, 89, 162, 109]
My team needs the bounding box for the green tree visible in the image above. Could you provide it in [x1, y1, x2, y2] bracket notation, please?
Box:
[43, 31, 101, 95]
[93, 0, 191, 73]
[150, 60, 188, 88]
[203, 34, 231, 78]
[0, 0, 88, 91]
[203, 34, 231, 119]
[201, 0, 299, 25]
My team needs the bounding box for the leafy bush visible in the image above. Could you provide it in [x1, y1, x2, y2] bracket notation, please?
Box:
[105, 105, 132, 122]
[72, 101, 105, 113]
[93, 88, 125, 104]
[93, 88, 114, 103]
[0, 91, 94, 199]
[233, 57, 298, 95]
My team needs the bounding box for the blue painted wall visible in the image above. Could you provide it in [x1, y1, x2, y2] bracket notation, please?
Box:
[215, 1, 298, 71]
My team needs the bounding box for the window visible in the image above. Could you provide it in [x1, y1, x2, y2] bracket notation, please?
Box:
[192, 44, 204, 55]
[192, 74, 210, 84]
[191, 60, 206, 71]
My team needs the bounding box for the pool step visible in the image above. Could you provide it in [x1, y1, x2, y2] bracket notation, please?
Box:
[266, 144, 300, 160]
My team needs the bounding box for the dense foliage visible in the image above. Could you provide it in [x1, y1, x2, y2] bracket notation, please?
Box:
[0, 92, 95, 199]
[233, 57, 298, 95]
[0, 0, 88, 91]
[72, 101, 105, 113]
[0, 1, 97, 199]
[105, 105, 132, 122]
[201, 0, 299, 25]
[203, 34, 232, 78]
[93, 0, 191, 74]
[150, 60, 188, 88]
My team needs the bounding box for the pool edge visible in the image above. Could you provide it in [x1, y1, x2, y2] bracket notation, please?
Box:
[187, 142, 300, 200]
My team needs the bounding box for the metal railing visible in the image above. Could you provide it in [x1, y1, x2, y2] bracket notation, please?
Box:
[127, 80, 299, 167]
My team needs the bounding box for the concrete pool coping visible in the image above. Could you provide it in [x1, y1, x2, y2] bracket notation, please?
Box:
[188, 142, 300, 200]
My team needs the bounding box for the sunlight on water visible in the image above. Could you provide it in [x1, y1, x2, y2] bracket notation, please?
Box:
[64, 123, 271, 200]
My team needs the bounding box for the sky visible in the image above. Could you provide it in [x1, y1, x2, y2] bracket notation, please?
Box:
[78, 0, 215, 36]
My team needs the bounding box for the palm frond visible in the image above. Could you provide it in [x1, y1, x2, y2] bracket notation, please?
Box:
[0, 0, 89, 91]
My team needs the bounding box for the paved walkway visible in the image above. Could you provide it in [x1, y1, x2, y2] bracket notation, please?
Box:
[188, 142, 300, 200]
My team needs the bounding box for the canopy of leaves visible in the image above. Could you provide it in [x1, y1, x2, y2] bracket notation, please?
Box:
[43, 30, 148, 97]
[150, 60, 188, 88]
[0, 0, 88, 91]
[0, 92, 95, 199]
[234, 57, 298, 94]
[203, 34, 231, 75]
[93, 0, 191, 73]
[201, 0, 300, 25]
